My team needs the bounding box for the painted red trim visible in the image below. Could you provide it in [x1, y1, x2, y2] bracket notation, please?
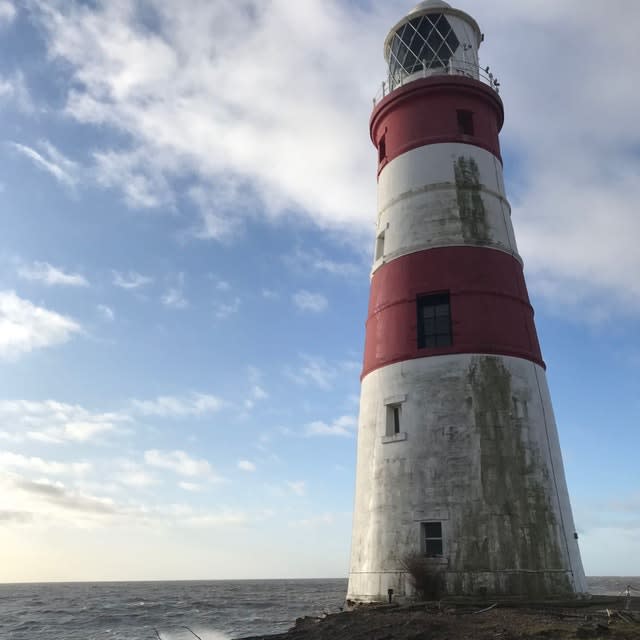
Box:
[371, 76, 504, 177]
[361, 246, 544, 379]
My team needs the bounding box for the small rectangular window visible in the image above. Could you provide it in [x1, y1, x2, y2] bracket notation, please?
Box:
[375, 230, 385, 261]
[386, 404, 401, 436]
[457, 110, 474, 136]
[378, 134, 387, 163]
[417, 293, 451, 349]
[422, 522, 443, 557]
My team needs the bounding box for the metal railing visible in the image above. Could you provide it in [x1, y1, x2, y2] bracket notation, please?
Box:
[373, 60, 500, 107]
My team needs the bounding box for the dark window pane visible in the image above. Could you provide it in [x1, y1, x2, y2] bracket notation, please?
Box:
[393, 407, 401, 434]
[435, 334, 452, 347]
[435, 317, 449, 333]
[425, 539, 443, 557]
[424, 522, 442, 538]
[418, 293, 451, 348]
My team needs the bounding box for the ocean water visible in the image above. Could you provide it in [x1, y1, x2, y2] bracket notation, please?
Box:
[0, 579, 348, 640]
[0, 577, 636, 640]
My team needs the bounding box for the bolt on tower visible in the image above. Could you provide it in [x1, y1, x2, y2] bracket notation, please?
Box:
[347, 0, 587, 601]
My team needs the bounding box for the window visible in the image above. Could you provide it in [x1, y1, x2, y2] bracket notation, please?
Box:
[422, 522, 443, 557]
[386, 404, 401, 436]
[388, 13, 460, 83]
[457, 110, 474, 136]
[417, 293, 451, 349]
[375, 230, 385, 261]
[378, 134, 387, 163]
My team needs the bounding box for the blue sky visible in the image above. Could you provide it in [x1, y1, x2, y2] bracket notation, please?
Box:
[1, 0, 639, 582]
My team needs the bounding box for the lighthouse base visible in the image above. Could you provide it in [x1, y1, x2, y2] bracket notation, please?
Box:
[347, 354, 587, 602]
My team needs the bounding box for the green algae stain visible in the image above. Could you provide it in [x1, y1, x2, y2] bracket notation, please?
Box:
[455, 356, 572, 597]
[454, 157, 490, 244]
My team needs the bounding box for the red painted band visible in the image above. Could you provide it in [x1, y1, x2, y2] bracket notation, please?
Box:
[361, 246, 544, 379]
[371, 76, 504, 177]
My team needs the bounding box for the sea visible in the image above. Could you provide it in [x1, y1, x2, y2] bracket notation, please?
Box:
[0, 577, 636, 640]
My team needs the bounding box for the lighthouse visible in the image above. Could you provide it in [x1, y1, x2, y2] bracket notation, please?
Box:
[347, 0, 587, 601]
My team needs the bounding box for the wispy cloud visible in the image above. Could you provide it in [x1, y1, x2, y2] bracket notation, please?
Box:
[97, 304, 115, 321]
[287, 481, 306, 497]
[115, 462, 158, 489]
[161, 273, 188, 309]
[0, 1, 16, 25]
[0, 452, 91, 476]
[285, 247, 363, 278]
[0, 71, 33, 112]
[237, 460, 256, 472]
[10, 141, 80, 188]
[292, 290, 328, 313]
[94, 149, 173, 209]
[31, 0, 374, 235]
[132, 393, 224, 418]
[0, 399, 128, 444]
[0, 290, 82, 360]
[18, 261, 89, 287]
[112, 270, 153, 290]
[305, 415, 356, 438]
[285, 355, 345, 390]
[144, 449, 223, 482]
[214, 297, 241, 320]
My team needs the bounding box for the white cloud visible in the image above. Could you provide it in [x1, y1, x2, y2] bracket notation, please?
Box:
[97, 304, 115, 321]
[144, 449, 222, 481]
[237, 460, 256, 472]
[117, 469, 158, 489]
[0, 1, 16, 25]
[215, 280, 231, 292]
[161, 287, 188, 309]
[0, 290, 82, 360]
[244, 368, 268, 411]
[18, 261, 89, 287]
[261, 288, 279, 300]
[289, 513, 335, 528]
[178, 481, 202, 492]
[214, 297, 241, 320]
[132, 393, 223, 418]
[0, 399, 128, 444]
[287, 481, 306, 497]
[0, 452, 91, 476]
[306, 415, 357, 438]
[285, 248, 363, 278]
[0, 72, 33, 112]
[94, 149, 173, 209]
[10, 141, 80, 188]
[188, 184, 244, 241]
[32, 0, 375, 233]
[112, 270, 153, 290]
[292, 290, 328, 313]
[285, 355, 348, 390]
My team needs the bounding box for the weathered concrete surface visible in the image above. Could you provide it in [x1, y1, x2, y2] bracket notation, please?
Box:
[347, 355, 587, 602]
[373, 143, 517, 273]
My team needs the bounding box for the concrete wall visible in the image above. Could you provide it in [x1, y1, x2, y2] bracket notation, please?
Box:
[347, 354, 587, 601]
[373, 143, 518, 274]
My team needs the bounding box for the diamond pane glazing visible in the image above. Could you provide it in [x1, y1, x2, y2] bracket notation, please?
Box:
[388, 13, 460, 84]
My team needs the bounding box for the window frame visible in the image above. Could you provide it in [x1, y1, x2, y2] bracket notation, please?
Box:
[417, 292, 452, 350]
[457, 109, 474, 136]
[422, 521, 444, 558]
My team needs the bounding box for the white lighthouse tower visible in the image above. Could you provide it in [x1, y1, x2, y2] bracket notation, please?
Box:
[348, 0, 587, 601]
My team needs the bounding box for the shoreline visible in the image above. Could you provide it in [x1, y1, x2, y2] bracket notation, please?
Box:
[238, 596, 640, 640]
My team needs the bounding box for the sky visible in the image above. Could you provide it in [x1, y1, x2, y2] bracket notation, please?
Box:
[0, 0, 639, 583]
